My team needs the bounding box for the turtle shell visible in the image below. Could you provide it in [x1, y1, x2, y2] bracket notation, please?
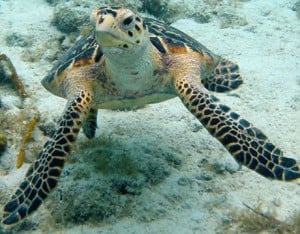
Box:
[145, 18, 215, 57]
[43, 33, 102, 84]
[44, 17, 217, 82]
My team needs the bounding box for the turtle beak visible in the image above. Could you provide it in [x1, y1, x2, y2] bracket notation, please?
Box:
[95, 31, 120, 47]
[94, 14, 121, 46]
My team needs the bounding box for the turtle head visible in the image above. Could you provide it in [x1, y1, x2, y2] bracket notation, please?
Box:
[91, 6, 148, 50]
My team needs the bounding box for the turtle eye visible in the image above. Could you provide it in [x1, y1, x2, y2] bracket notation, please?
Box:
[122, 15, 134, 28]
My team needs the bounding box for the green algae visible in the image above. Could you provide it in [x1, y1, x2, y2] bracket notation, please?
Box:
[222, 204, 300, 233]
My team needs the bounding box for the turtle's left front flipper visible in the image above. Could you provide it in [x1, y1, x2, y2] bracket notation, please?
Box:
[173, 65, 300, 182]
[2, 86, 93, 225]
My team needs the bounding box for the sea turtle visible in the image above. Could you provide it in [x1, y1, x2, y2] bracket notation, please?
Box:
[2, 6, 299, 225]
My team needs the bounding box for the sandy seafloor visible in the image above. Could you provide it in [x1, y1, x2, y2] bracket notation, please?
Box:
[0, 0, 299, 233]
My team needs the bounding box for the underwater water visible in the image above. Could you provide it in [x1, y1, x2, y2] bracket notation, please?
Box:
[0, 0, 299, 233]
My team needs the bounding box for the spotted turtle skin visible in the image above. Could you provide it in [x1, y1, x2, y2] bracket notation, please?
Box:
[2, 6, 299, 226]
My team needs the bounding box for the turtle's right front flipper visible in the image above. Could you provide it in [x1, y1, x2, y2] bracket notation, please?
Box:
[2, 88, 93, 225]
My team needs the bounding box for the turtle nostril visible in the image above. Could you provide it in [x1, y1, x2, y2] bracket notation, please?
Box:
[128, 31, 133, 37]
[98, 17, 104, 24]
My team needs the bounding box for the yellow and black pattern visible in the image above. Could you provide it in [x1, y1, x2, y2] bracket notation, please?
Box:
[43, 33, 102, 85]
[145, 17, 215, 56]
[201, 58, 243, 92]
[145, 19, 243, 93]
[174, 75, 299, 181]
[2, 89, 93, 225]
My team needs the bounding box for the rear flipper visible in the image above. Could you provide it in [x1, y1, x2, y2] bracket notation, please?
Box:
[175, 76, 299, 181]
[82, 108, 98, 139]
[2, 89, 93, 225]
[202, 58, 243, 92]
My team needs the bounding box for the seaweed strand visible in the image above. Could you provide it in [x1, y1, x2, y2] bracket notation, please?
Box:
[16, 114, 39, 168]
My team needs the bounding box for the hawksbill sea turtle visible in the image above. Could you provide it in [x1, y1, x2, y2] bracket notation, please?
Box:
[2, 6, 299, 225]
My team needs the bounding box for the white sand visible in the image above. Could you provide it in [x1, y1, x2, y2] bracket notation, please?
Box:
[0, 0, 299, 233]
